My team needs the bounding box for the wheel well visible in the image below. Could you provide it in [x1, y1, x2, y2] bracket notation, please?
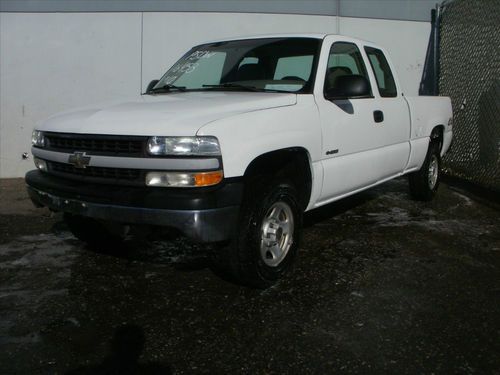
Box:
[244, 148, 312, 210]
[431, 125, 445, 151]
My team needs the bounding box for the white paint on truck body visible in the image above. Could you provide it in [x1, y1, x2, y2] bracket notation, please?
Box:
[37, 92, 297, 137]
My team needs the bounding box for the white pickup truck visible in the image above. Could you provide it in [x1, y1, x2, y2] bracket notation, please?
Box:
[27, 34, 453, 287]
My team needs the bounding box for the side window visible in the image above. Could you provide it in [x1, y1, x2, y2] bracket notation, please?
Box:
[364, 47, 397, 97]
[325, 42, 370, 95]
[274, 55, 314, 81]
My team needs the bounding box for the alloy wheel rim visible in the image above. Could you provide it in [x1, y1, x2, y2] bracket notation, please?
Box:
[260, 201, 294, 267]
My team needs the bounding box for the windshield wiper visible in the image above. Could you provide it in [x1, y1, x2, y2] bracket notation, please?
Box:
[202, 83, 260, 92]
[148, 84, 186, 93]
[202, 83, 296, 93]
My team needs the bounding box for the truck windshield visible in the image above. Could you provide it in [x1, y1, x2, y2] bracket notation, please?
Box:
[152, 37, 321, 94]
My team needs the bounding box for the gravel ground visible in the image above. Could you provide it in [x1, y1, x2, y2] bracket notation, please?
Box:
[0, 177, 499, 374]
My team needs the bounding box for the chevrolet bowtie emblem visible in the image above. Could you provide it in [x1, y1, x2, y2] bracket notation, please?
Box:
[68, 151, 91, 169]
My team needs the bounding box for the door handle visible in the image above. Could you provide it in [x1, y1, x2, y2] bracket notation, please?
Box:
[373, 110, 384, 123]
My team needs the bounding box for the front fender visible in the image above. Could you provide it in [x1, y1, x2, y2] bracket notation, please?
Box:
[197, 96, 322, 178]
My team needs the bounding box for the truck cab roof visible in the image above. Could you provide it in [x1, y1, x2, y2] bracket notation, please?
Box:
[201, 33, 375, 46]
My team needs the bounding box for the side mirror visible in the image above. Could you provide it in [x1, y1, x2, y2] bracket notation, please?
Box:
[146, 79, 159, 93]
[325, 75, 371, 100]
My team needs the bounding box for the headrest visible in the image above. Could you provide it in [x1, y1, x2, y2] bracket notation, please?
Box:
[325, 66, 354, 90]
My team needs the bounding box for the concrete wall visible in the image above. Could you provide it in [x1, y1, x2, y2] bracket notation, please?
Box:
[0, 13, 143, 178]
[0, 10, 431, 178]
[0, 0, 439, 21]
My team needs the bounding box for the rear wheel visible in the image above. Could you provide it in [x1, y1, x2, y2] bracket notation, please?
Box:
[212, 178, 303, 288]
[409, 141, 441, 201]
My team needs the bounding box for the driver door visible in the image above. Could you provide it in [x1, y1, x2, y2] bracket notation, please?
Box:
[315, 38, 381, 201]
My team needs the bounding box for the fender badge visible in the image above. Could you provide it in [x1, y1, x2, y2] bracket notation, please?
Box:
[68, 151, 91, 169]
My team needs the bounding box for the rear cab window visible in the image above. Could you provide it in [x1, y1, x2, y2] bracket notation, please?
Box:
[364, 47, 397, 97]
[274, 55, 314, 80]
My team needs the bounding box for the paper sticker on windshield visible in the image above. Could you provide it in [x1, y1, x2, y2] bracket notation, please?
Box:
[163, 62, 197, 84]
[187, 50, 216, 60]
[163, 50, 217, 83]
[171, 62, 199, 74]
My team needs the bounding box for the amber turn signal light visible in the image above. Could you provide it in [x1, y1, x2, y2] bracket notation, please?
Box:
[194, 170, 224, 187]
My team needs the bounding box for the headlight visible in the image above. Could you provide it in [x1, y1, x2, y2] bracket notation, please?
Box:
[31, 130, 45, 147]
[147, 136, 220, 156]
[145, 170, 223, 187]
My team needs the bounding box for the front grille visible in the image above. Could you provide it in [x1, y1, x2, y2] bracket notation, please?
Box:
[45, 132, 146, 156]
[47, 161, 142, 182]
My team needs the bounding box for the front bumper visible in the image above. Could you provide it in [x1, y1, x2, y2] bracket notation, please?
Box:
[26, 170, 243, 242]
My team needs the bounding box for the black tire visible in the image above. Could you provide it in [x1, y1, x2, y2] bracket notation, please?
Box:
[408, 141, 441, 201]
[212, 178, 303, 289]
[64, 213, 125, 251]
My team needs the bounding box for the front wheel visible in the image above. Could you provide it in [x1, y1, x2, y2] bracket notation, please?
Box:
[212, 180, 303, 288]
[408, 141, 441, 201]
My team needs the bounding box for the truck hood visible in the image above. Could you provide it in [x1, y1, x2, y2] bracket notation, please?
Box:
[38, 92, 297, 136]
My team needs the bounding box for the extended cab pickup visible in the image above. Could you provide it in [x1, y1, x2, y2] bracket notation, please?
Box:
[26, 34, 453, 287]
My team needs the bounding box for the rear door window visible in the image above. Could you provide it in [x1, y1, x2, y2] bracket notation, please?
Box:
[364, 47, 397, 97]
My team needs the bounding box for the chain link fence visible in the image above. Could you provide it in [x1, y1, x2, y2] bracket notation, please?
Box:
[439, 0, 500, 192]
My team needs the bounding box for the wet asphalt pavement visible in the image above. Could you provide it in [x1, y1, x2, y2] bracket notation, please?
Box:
[0, 177, 499, 374]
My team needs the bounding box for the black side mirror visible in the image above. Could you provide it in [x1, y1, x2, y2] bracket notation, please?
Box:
[146, 79, 159, 93]
[325, 75, 371, 100]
